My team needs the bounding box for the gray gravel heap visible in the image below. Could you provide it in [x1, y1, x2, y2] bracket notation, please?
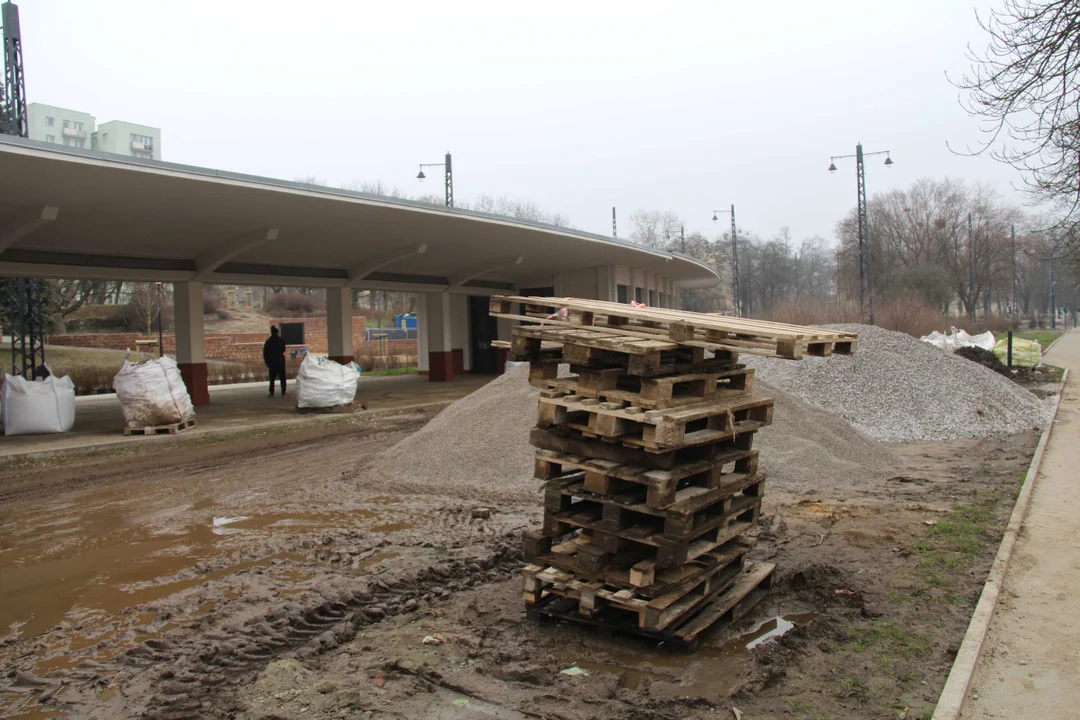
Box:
[743, 324, 1053, 442]
[365, 359, 903, 500]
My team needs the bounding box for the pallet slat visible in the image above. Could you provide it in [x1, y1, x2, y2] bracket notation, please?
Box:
[124, 418, 197, 436]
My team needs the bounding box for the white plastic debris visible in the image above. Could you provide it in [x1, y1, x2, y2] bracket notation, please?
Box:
[560, 666, 589, 676]
[421, 634, 446, 645]
[920, 326, 995, 353]
[1, 371, 76, 436]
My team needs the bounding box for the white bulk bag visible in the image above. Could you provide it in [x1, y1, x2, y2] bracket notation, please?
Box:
[113, 356, 195, 429]
[2, 373, 76, 436]
[295, 355, 358, 409]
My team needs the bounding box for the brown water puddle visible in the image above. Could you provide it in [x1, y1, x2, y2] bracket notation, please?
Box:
[0, 494, 399, 641]
[562, 612, 819, 697]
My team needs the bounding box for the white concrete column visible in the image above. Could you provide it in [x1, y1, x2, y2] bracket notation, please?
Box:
[173, 281, 209, 405]
[326, 286, 354, 363]
[450, 293, 469, 372]
[422, 291, 455, 381]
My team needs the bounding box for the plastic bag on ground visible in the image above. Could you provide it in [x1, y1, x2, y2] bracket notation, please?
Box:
[113, 356, 195, 428]
[920, 326, 995, 352]
[295, 355, 358, 409]
[993, 337, 1041, 368]
[2, 372, 76, 436]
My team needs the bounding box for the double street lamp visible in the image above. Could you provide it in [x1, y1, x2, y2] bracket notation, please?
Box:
[416, 151, 453, 207]
[828, 143, 893, 325]
[712, 205, 742, 316]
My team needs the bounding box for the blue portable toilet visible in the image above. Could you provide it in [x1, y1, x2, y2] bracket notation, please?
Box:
[394, 313, 418, 331]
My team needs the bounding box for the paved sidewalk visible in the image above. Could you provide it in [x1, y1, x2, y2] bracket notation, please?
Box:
[962, 330, 1080, 719]
[0, 373, 491, 459]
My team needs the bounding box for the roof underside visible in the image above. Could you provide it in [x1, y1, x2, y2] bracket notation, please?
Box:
[0, 138, 719, 292]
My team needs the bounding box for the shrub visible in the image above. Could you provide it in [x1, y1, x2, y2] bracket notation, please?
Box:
[202, 292, 221, 315]
[268, 292, 316, 315]
[760, 299, 862, 326]
[874, 295, 948, 338]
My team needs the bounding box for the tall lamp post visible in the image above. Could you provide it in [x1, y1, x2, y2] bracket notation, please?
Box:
[712, 205, 741, 316]
[828, 143, 893, 325]
[416, 151, 453, 207]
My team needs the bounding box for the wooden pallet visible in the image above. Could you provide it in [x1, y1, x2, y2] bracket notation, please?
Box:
[124, 418, 197, 436]
[510, 326, 735, 376]
[537, 391, 773, 450]
[524, 521, 756, 587]
[541, 494, 762, 569]
[492, 295, 857, 360]
[523, 539, 752, 631]
[530, 425, 756, 470]
[530, 365, 754, 409]
[525, 561, 776, 652]
[297, 401, 367, 414]
[543, 472, 766, 540]
[534, 446, 759, 509]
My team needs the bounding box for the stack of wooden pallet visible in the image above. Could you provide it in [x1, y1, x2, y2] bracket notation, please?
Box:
[490, 295, 858, 651]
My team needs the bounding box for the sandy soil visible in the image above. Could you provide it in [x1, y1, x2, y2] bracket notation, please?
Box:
[0, 413, 1038, 720]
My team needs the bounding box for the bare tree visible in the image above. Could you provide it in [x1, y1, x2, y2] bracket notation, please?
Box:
[954, 0, 1080, 230]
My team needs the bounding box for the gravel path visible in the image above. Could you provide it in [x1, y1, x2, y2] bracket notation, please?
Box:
[743, 325, 1053, 442]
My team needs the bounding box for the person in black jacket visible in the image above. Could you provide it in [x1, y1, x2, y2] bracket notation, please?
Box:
[262, 326, 287, 397]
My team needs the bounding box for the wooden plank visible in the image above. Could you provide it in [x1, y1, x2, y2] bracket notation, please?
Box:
[494, 296, 860, 360]
[673, 562, 777, 644]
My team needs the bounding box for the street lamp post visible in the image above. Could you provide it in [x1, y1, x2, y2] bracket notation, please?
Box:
[712, 205, 741, 316]
[416, 151, 453, 207]
[828, 143, 893, 325]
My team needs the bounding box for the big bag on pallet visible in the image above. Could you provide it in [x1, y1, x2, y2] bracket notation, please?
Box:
[295, 355, 358, 408]
[993, 337, 1041, 368]
[1, 372, 77, 436]
[113, 356, 195, 428]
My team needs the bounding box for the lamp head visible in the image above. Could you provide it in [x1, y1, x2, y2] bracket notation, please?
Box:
[827, 162, 838, 173]
[884, 154, 894, 167]
[416, 168, 426, 181]
[712, 213, 718, 222]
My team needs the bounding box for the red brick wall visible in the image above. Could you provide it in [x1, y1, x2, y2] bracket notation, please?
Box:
[49, 316, 417, 362]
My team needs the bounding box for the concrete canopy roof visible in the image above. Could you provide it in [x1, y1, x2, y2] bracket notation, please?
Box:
[0, 137, 720, 293]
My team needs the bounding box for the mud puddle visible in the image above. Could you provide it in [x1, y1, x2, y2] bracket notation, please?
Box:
[0, 493, 409, 642]
[559, 609, 818, 698]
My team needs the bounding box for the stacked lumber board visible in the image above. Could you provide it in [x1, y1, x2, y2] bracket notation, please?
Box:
[500, 296, 858, 651]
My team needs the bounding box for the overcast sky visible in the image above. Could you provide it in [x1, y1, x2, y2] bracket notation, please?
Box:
[16, 0, 1030, 244]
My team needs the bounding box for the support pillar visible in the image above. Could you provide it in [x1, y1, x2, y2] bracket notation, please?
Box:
[423, 291, 455, 381]
[326, 286, 354, 365]
[174, 281, 210, 405]
[450, 293, 468, 374]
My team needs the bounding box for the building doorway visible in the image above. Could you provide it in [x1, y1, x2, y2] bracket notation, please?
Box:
[468, 295, 498, 374]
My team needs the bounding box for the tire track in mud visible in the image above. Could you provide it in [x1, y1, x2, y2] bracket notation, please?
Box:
[123, 537, 527, 719]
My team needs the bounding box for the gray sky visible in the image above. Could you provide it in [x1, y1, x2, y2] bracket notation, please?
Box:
[17, 0, 1031, 244]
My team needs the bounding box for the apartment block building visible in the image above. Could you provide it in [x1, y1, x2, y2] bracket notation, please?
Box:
[26, 102, 161, 160]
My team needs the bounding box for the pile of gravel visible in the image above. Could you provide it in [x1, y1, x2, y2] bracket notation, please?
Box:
[363, 363, 900, 501]
[743, 324, 1053, 442]
[363, 363, 543, 504]
[755, 380, 901, 494]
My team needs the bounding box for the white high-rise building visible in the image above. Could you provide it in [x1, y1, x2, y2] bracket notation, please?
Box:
[26, 102, 162, 160]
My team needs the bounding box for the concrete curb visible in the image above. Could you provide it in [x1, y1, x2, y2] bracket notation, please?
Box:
[931, 367, 1070, 719]
[0, 400, 453, 463]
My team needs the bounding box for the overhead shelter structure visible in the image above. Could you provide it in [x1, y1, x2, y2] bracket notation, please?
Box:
[0, 136, 720, 404]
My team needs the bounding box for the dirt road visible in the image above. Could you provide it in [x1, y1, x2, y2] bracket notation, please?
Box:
[0, 407, 1041, 719]
[963, 331, 1080, 720]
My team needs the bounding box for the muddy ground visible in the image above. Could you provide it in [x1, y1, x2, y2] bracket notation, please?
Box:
[0, 408, 1040, 720]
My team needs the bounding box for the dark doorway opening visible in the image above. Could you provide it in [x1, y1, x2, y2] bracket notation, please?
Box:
[469, 295, 499, 374]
